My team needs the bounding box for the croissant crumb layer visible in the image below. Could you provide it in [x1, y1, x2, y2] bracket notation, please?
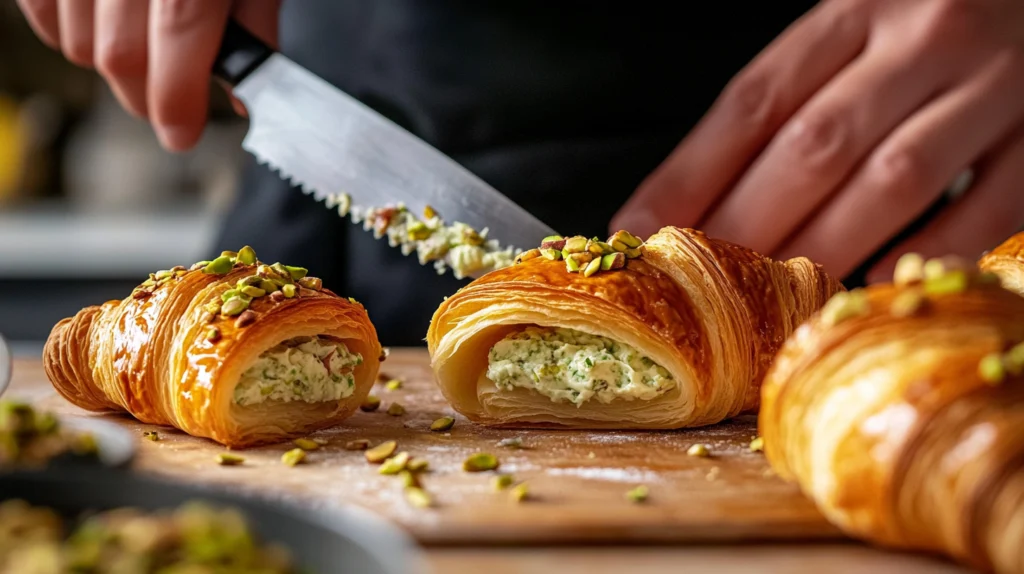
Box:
[486, 327, 674, 406]
[233, 337, 363, 406]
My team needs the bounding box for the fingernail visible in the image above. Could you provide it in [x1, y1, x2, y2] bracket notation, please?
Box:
[154, 125, 198, 152]
[610, 208, 660, 239]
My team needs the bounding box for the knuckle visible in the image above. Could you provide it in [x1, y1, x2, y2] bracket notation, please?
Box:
[151, 0, 213, 35]
[920, 0, 988, 45]
[721, 69, 778, 130]
[95, 43, 146, 78]
[780, 112, 850, 171]
[870, 146, 932, 202]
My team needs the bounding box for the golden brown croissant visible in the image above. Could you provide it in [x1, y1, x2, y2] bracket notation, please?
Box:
[980, 231, 1024, 297]
[43, 247, 383, 448]
[427, 227, 842, 429]
[760, 256, 1024, 574]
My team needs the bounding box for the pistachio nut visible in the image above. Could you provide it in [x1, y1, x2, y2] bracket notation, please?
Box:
[238, 275, 263, 287]
[566, 256, 581, 273]
[237, 245, 257, 265]
[270, 263, 291, 279]
[893, 253, 925, 286]
[609, 239, 629, 252]
[890, 289, 926, 318]
[205, 327, 221, 343]
[204, 302, 221, 315]
[143, 431, 160, 442]
[360, 395, 381, 412]
[407, 458, 429, 472]
[587, 240, 614, 256]
[298, 277, 322, 290]
[221, 250, 238, 259]
[687, 443, 710, 457]
[463, 452, 500, 472]
[216, 453, 245, 466]
[221, 289, 241, 302]
[564, 236, 588, 254]
[624, 247, 642, 259]
[601, 252, 626, 271]
[749, 437, 764, 452]
[142, 278, 157, 287]
[1004, 343, 1024, 376]
[492, 474, 514, 491]
[924, 270, 968, 296]
[190, 260, 211, 271]
[430, 416, 455, 432]
[407, 221, 433, 241]
[387, 402, 406, 416]
[510, 483, 529, 503]
[256, 264, 276, 279]
[344, 439, 370, 451]
[625, 485, 649, 503]
[540, 248, 562, 261]
[234, 308, 255, 327]
[365, 440, 398, 463]
[979, 353, 1006, 385]
[154, 270, 173, 280]
[404, 487, 432, 508]
[221, 298, 249, 317]
[258, 280, 278, 293]
[582, 257, 602, 277]
[497, 437, 524, 449]
[568, 252, 594, 266]
[282, 284, 298, 298]
[378, 451, 411, 475]
[515, 248, 542, 264]
[269, 291, 286, 303]
[281, 448, 307, 467]
[400, 470, 421, 488]
[423, 205, 437, 219]
[609, 230, 643, 249]
[203, 256, 234, 275]
[820, 289, 870, 326]
[385, 379, 403, 391]
[293, 438, 320, 451]
[283, 265, 308, 280]
[540, 235, 565, 250]
[240, 286, 266, 298]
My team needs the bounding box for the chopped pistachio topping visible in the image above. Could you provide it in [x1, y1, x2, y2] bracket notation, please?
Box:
[281, 448, 306, 467]
[492, 474, 514, 491]
[540, 248, 562, 261]
[400, 470, 421, 488]
[293, 438, 320, 451]
[515, 248, 542, 264]
[407, 458, 429, 472]
[820, 289, 870, 327]
[345, 439, 370, 451]
[463, 452, 500, 472]
[430, 416, 455, 432]
[385, 379, 403, 391]
[564, 236, 588, 253]
[216, 453, 245, 466]
[365, 441, 398, 463]
[405, 487, 432, 508]
[1005, 343, 1024, 375]
[497, 437, 525, 449]
[610, 230, 643, 249]
[582, 258, 601, 278]
[205, 327, 221, 343]
[924, 270, 969, 295]
[522, 230, 644, 278]
[510, 483, 529, 503]
[893, 253, 925, 285]
[203, 256, 234, 275]
[282, 284, 298, 298]
[298, 276, 323, 290]
[387, 402, 406, 416]
[361, 395, 382, 412]
[890, 289, 926, 318]
[625, 485, 649, 503]
[749, 437, 764, 452]
[979, 353, 1006, 385]
[237, 245, 257, 265]
[143, 430, 160, 442]
[378, 452, 411, 475]
[687, 444, 710, 457]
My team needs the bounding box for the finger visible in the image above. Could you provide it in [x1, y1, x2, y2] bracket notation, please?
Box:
[227, 0, 281, 117]
[57, 0, 95, 67]
[610, 0, 870, 237]
[16, 0, 61, 48]
[95, 0, 150, 118]
[701, 33, 960, 255]
[148, 0, 233, 151]
[867, 127, 1024, 283]
[777, 51, 1024, 278]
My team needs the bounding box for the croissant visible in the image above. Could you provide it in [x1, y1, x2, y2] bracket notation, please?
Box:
[426, 227, 842, 429]
[759, 255, 1024, 574]
[980, 231, 1024, 297]
[43, 247, 382, 448]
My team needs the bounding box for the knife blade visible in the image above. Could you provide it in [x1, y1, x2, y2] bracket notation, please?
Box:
[212, 21, 557, 268]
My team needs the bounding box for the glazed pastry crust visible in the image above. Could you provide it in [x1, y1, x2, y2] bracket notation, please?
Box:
[980, 231, 1024, 297]
[759, 281, 1024, 574]
[43, 264, 382, 448]
[427, 227, 841, 429]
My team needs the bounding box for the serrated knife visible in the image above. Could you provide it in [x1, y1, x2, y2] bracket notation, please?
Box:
[211, 21, 557, 264]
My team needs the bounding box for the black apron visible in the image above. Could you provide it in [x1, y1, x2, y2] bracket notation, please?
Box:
[217, 0, 818, 345]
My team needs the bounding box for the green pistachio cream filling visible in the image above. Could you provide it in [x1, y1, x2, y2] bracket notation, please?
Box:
[234, 337, 363, 406]
[486, 327, 675, 406]
[326, 196, 517, 279]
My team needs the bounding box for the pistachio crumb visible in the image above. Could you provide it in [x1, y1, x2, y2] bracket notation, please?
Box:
[399, 470, 421, 488]
[217, 453, 245, 466]
[924, 270, 969, 296]
[360, 395, 381, 412]
[497, 437, 524, 449]
[893, 252, 925, 286]
[365, 441, 398, 463]
[820, 289, 870, 326]
[344, 439, 370, 451]
[407, 458, 429, 473]
[510, 483, 529, 503]
[463, 452, 500, 472]
[540, 248, 562, 261]
[221, 298, 249, 317]
[237, 245, 257, 265]
[386, 402, 406, 416]
[378, 452, 411, 475]
[687, 444, 711, 458]
[405, 487, 432, 508]
[282, 284, 298, 298]
[293, 438, 320, 451]
[281, 448, 307, 467]
[625, 485, 649, 503]
[234, 310, 257, 328]
[1004, 343, 1024, 375]
[540, 235, 566, 250]
[979, 353, 1006, 385]
[515, 248, 542, 264]
[430, 417, 455, 432]
[749, 437, 764, 452]
[492, 474, 514, 491]
[890, 289, 926, 318]
[205, 327, 221, 343]
[203, 256, 234, 275]
[142, 431, 160, 442]
[582, 258, 601, 277]
[385, 379, 403, 391]
[298, 277, 322, 290]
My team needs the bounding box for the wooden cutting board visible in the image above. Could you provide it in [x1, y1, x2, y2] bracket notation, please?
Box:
[8, 350, 841, 545]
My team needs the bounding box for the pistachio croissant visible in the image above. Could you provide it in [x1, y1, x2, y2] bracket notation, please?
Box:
[43, 248, 382, 448]
[427, 227, 842, 429]
[980, 231, 1024, 297]
[760, 257, 1024, 574]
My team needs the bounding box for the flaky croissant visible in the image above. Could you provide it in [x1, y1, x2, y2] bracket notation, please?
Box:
[43, 247, 382, 448]
[427, 227, 842, 429]
[760, 257, 1024, 574]
[980, 231, 1024, 297]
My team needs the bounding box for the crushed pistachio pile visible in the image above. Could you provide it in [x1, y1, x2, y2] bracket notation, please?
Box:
[514, 230, 644, 277]
[363, 440, 435, 508]
[325, 195, 517, 279]
[0, 401, 97, 468]
[0, 500, 299, 573]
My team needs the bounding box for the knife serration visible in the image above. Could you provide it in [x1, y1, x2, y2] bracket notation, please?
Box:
[232, 54, 558, 255]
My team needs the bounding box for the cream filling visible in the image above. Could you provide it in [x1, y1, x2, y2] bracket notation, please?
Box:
[486, 327, 674, 406]
[233, 337, 363, 406]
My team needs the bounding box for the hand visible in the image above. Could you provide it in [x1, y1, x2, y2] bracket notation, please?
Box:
[612, 0, 1024, 282]
[16, 0, 280, 151]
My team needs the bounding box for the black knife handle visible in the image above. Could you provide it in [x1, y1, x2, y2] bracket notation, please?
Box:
[213, 20, 274, 87]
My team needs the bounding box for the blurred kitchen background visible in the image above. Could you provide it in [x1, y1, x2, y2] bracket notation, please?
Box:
[0, 1, 247, 352]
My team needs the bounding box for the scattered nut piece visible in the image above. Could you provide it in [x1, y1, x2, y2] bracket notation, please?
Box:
[385, 379, 403, 391]
[687, 444, 711, 458]
[749, 437, 764, 452]
[890, 289, 926, 318]
[407, 458, 429, 473]
[430, 417, 455, 432]
[625, 485, 649, 503]
[405, 487, 432, 508]
[293, 438, 320, 451]
[379, 452, 411, 475]
[497, 437, 524, 449]
[234, 310, 257, 328]
[492, 474, 514, 491]
[365, 441, 398, 463]
[142, 431, 160, 442]
[281, 448, 307, 467]
[344, 439, 370, 451]
[893, 253, 925, 286]
[979, 353, 1006, 385]
[360, 395, 381, 412]
[387, 402, 406, 416]
[217, 453, 245, 466]
[463, 452, 500, 472]
[820, 289, 870, 327]
[399, 470, 420, 488]
[510, 483, 529, 503]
